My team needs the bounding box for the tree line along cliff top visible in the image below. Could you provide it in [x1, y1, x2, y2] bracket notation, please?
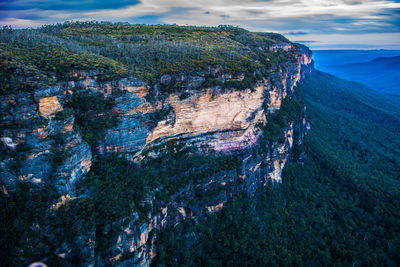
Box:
[0, 21, 300, 95]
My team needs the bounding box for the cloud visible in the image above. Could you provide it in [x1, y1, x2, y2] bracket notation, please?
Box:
[286, 31, 309, 35]
[1, 0, 140, 11]
[290, 32, 400, 49]
[1, 0, 400, 48]
[295, 40, 318, 43]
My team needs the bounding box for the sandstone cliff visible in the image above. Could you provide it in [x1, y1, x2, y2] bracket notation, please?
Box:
[100, 42, 313, 267]
[0, 24, 313, 266]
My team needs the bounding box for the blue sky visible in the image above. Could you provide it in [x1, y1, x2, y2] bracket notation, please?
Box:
[1, 0, 400, 49]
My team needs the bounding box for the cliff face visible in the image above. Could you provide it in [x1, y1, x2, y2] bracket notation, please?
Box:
[106, 125, 299, 266]
[102, 43, 311, 158]
[99, 43, 311, 266]
[0, 29, 313, 266]
[0, 87, 92, 194]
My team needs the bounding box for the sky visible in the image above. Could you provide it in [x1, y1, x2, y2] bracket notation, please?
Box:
[1, 0, 400, 49]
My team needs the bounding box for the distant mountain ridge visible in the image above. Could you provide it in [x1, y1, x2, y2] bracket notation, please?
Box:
[312, 50, 400, 95]
[325, 56, 400, 95]
[313, 49, 400, 68]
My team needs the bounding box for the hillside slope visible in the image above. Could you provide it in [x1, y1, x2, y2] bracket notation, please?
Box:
[312, 49, 400, 68]
[326, 57, 400, 95]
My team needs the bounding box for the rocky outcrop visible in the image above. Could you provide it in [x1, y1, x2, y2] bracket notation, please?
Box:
[296, 43, 314, 76]
[38, 96, 63, 118]
[0, 87, 92, 194]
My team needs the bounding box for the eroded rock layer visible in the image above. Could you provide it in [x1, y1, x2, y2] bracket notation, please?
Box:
[0, 88, 92, 194]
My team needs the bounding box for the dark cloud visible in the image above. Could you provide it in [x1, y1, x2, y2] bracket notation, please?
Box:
[131, 15, 164, 25]
[244, 12, 400, 35]
[248, 10, 263, 15]
[373, 8, 400, 29]
[130, 7, 196, 25]
[286, 31, 308, 35]
[2, 0, 139, 11]
[16, 13, 47, 21]
[295, 40, 318, 43]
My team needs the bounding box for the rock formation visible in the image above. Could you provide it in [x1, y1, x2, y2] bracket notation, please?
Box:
[0, 28, 313, 266]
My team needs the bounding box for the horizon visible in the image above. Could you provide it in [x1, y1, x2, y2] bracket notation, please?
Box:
[1, 0, 400, 50]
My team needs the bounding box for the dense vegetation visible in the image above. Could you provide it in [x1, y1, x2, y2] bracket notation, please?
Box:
[0, 21, 295, 95]
[0, 139, 242, 266]
[262, 92, 304, 143]
[83, 143, 241, 223]
[153, 71, 400, 266]
[66, 91, 119, 148]
[0, 27, 128, 94]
